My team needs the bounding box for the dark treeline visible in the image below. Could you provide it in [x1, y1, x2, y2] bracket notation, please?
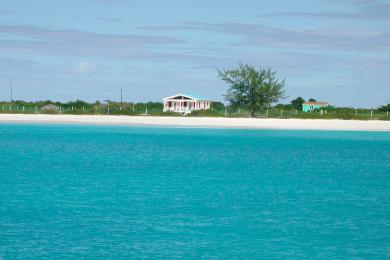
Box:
[0, 99, 225, 116]
[0, 99, 389, 120]
[0, 100, 165, 115]
[276, 96, 390, 112]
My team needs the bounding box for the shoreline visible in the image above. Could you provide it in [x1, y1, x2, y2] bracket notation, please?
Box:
[1, 114, 390, 131]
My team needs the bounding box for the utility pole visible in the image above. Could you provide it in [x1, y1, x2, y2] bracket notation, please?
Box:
[120, 88, 123, 111]
[9, 83, 13, 102]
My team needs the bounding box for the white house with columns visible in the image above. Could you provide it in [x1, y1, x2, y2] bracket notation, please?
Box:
[163, 94, 211, 114]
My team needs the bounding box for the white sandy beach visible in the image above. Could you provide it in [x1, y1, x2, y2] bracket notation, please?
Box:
[1, 114, 390, 131]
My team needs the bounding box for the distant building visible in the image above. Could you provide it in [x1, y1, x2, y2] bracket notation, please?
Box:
[163, 94, 211, 114]
[302, 102, 329, 112]
[41, 104, 59, 111]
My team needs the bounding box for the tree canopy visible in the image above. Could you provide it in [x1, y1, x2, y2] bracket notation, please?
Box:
[378, 104, 390, 112]
[210, 101, 225, 111]
[290, 97, 305, 110]
[218, 63, 285, 117]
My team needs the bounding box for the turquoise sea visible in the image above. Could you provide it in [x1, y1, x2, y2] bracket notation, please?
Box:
[0, 123, 389, 259]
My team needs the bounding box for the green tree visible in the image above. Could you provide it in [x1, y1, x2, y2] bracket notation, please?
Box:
[290, 97, 305, 110]
[275, 103, 293, 110]
[66, 99, 91, 108]
[218, 63, 285, 117]
[308, 98, 317, 102]
[210, 101, 225, 111]
[378, 104, 390, 112]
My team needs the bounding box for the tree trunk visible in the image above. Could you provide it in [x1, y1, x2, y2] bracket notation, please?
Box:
[251, 110, 255, 117]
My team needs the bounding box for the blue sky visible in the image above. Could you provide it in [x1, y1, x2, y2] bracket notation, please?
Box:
[0, 0, 389, 107]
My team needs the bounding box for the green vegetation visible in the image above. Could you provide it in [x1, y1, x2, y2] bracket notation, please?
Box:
[290, 97, 305, 110]
[0, 99, 388, 120]
[188, 109, 222, 117]
[378, 104, 390, 112]
[218, 63, 285, 117]
[195, 106, 390, 120]
[214, 63, 389, 120]
[210, 101, 225, 111]
[0, 100, 163, 116]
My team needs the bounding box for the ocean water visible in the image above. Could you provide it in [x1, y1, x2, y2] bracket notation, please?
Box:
[0, 123, 389, 259]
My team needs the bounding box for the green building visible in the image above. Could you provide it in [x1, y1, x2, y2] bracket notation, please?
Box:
[302, 102, 329, 112]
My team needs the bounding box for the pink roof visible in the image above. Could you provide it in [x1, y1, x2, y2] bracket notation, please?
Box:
[303, 102, 329, 105]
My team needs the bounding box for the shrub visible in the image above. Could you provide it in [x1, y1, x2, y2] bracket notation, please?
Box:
[188, 109, 223, 117]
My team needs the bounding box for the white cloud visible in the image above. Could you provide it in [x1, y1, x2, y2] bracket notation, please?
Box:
[75, 61, 95, 74]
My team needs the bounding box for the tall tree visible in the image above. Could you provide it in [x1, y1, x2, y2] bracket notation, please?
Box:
[219, 64, 285, 117]
[291, 97, 305, 110]
[308, 98, 317, 102]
